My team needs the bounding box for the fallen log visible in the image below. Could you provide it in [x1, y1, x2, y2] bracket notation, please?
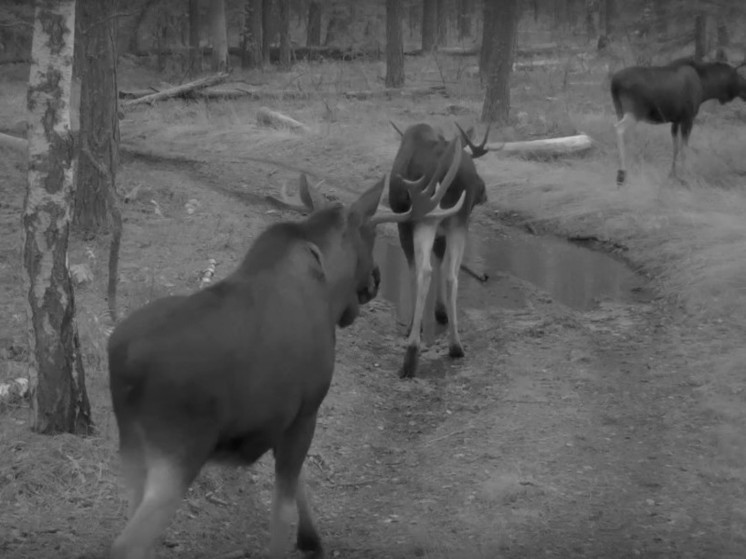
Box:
[343, 84, 447, 100]
[487, 134, 593, 158]
[0, 131, 26, 152]
[118, 87, 160, 100]
[256, 107, 309, 133]
[405, 42, 562, 58]
[120, 72, 230, 108]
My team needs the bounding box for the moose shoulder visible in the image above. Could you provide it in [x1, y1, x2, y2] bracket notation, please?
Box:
[107, 171, 460, 559]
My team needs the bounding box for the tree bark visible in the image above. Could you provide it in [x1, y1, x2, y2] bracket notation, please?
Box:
[324, 0, 349, 46]
[127, 0, 158, 54]
[241, 0, 262, 67]
[261, 0, 273, 65]
[479, 0, 496, 75]
[209, 0, 228, 71]
[73, 0, 119, 236]
[436, 0, 447, 46]
[694, 12, 706, 61]
[481, 0, 519, 124]
[715, 17, 729, 62]
[422, 0, 436, 52]
[457, 0, 472, 40]
[307, 0, 321, 46]
[278, 0, 291, 69]
[385, 0, 404, 88]
[189, 0, 200, 74]
[24, 0, 92, 435]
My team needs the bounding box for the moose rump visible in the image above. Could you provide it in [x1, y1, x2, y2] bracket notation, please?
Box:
[107, 174, 391, 559]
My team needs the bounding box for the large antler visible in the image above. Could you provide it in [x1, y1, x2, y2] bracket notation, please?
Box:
[454, 122, 491, 159]
[369, 135, 465, 226]
[265, 174, 327, 214]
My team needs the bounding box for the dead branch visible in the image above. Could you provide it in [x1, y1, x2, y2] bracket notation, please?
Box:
[487, 134, 594, 158]
[256, 107, 309, 132]
[343, 84, 447, 100]
[120, 72, 230, 109]
[0, 131, 26, 152]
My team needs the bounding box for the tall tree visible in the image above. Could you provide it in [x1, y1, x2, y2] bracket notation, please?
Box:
[73, 0, 119, 235]
[324, 0, 349, 46]
[24, 0, 92, 434]
[241, 0, 262, 67]
[188, 0, 200, 73]
[481, 0, 519, 124]
[277, 0, 291, 69]
[436, 0, 448, 45]
[457, 0, 472, 40]
[694, 11, 706, 61]
[385, 0, 404, 88]
[307, 0, 321, 46]
[261, 0, 273, 65]
[422, 0, 436, 51]
[479, 0, 495, 75]
[715, 16, 729, 61]
[208, 0, 228, 71]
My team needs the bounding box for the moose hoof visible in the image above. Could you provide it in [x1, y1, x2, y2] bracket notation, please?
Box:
[399, 346, 419, 379]
[434, 304, 449, 325]
[296, 531, 323, 556]
[448, 344, 465, 359]
[616, 169, 626, 186]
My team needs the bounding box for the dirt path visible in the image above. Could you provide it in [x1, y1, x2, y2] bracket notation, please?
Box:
[2, 152, 744, 559]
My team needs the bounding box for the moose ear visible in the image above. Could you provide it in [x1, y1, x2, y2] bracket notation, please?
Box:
[298, 174, 327, 211]
[350, 175, 385, 221]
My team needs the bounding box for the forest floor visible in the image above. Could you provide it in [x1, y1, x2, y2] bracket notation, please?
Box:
[1, 52, 746, 558]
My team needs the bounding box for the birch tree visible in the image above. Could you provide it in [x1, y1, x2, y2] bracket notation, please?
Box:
[24, 0, 92, 434]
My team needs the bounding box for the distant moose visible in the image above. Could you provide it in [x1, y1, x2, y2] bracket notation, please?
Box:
[612, 57, 746, 185]
[389, 122, 490, 378]
[107, 173, 464, 559]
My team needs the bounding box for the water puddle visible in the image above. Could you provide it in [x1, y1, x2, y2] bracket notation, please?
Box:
[374, 226, 648, 343]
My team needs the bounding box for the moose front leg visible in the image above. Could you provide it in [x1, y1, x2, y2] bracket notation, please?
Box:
[614, 112, 635, 186]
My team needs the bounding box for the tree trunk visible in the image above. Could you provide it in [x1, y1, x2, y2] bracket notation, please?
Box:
[307, 0, 321, 46]
[278, 0, 291, 69]
[25, 0, 92, 435]
[241, 0, 262, 67]
[436, 0, 447, 46]
[457, 0, 472, 40]
[408, 1, 420, 39]
[694, 11, 706, 61]
[128, 0, 158, 54]
[73, 0, 120, 238]
[584, 0, 595, 43]
[189, 0, 200, 74]
[481, 0, 519, 124]
[385, 0, 404, 88]
[479, 0, 495, 75]
[209, 0, 228, 71]
[715, 17, 729, 62]
[422, 0, 436, 51]
[324, 0, 349, 46]
[262, 0, 273, 65]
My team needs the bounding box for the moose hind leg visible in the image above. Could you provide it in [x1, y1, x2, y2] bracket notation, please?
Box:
[669, 122, 681, 179]
[433, 235, 448, 325]
[270, 414, 322, 559]
[442, 225, 467, 358]
[111, 458, 192, 559]
[401, 223, 438, 378]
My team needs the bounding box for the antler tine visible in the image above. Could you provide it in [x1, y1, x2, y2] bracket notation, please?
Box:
[455, 122, 491, 159]
[368, 136, 465, 226]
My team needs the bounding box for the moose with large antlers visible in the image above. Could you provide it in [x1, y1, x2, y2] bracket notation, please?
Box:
[107, 173, 463, 558]
[389, 122, 490, 379]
